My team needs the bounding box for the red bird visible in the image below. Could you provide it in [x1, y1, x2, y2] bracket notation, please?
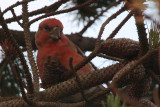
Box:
[35, 18, 105, 102]
[35, 18, 94, 88]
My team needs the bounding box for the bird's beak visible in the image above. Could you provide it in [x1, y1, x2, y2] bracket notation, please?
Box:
[49, 27, 61, 40]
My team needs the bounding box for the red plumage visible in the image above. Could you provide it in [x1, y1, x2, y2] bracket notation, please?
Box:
[35, 18, 93, 87]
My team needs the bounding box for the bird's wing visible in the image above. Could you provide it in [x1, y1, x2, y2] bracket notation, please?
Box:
[68, 39, 86, 57]
[41, 56, 72, 89]
[69, 40, 97, 70]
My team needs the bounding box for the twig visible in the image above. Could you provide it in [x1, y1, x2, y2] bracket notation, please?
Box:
[97, 53, 124, 62]
[10, 9, 23, 27]
[29, 0, 97, 25]
[22, 0, 39, 92]
[129, 2, 149, 56]
[28, 0, 69, 15]
[95, 5, 127, 47]
[107, 11, 133, 39]
[69, 58, 88, 102]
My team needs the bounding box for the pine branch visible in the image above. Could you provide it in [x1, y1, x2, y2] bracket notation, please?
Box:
[36, 62, 127, 102]
[22, 0, 39, 93]
[134, 8, 149, 56]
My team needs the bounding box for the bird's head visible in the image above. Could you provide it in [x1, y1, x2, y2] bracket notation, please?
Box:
[35, 18, 64, 48]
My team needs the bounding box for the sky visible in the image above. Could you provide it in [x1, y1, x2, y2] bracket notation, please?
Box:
[0, 0, 139, 40]
[0, 0, 159, 68]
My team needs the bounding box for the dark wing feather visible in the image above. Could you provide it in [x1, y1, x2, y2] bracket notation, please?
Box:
[69, 40, 97, 70]
[41, 56, 72, 89]
[68, 39, 86, 57]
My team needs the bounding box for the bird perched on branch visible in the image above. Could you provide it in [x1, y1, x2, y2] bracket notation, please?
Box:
[35, 18, 104, 102]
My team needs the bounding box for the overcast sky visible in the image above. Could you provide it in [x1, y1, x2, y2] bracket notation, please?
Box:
[0, 0, 158, 68]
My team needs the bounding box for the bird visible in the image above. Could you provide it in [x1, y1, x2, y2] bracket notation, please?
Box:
[35, 18, 104, 102]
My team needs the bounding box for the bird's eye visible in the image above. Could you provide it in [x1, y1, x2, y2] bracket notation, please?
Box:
[44, 26, 51, 31]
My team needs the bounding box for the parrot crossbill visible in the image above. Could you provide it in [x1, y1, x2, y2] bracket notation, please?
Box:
[35, 18, 104, 102]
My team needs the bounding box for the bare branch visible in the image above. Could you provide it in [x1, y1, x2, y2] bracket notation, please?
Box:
[95, 4, 127, 47]
[107, 11, 133, 39]
[10, 9, 23, 27]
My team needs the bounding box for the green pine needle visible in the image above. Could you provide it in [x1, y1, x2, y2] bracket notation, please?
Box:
[101, 94, 127, 107]
[148, 22, 160, 49]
